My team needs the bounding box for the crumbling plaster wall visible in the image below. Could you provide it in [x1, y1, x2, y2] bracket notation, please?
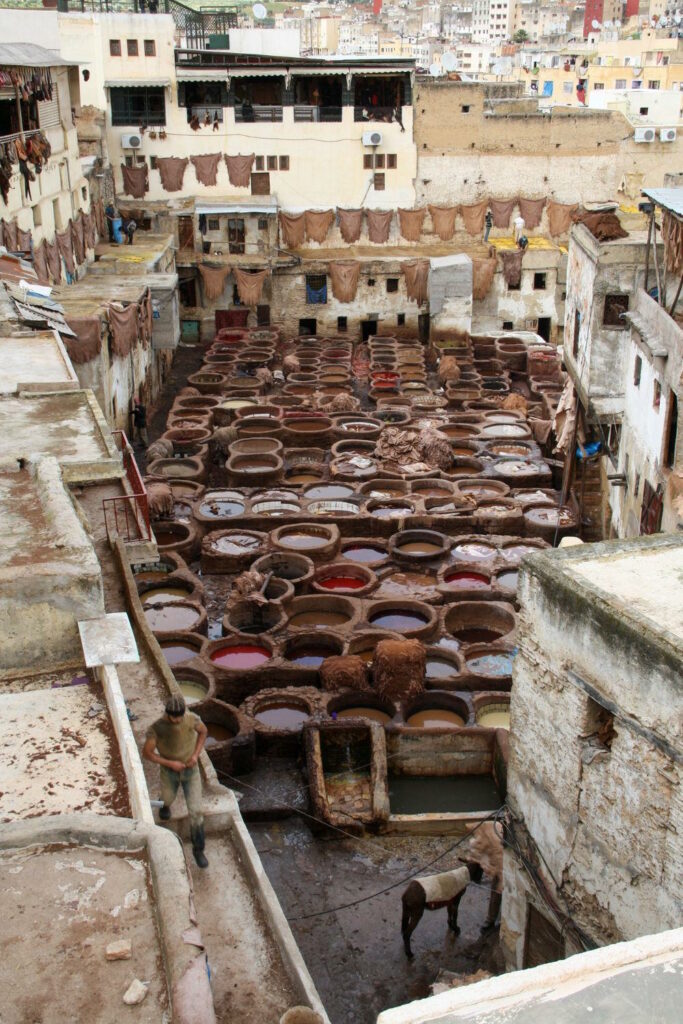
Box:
[502, 542, 683, 968]
[475, 250, 563, 337]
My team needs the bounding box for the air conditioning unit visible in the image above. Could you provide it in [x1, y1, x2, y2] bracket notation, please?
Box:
[634, 126, 655, 143]
[362, 129, 383, 147]
[660, 127, 677, 142]
[121, 131, 143, 149]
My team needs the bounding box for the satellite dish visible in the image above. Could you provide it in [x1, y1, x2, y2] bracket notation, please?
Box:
[604, 20, 612, 28]
[429, 63, 441, 77]
[253, 3, 267, 19]
[615, 19, 622, 26]
[591, 19, 602, 28]
[491, 61, 507, 75]
[442, 52, 457, 71]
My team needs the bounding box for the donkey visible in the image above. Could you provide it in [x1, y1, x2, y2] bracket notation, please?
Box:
[401, 860, 483, 958]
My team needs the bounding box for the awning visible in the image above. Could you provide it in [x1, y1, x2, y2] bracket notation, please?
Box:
[196, 202, 277, 215]
[104, 78, 171, 88]
[226, 68, 286, 79]
[176, 69, 228, 82]
[0, 43, 72, 68]
[641, 188, 683, 220]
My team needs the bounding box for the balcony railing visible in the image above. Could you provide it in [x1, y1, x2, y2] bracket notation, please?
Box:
[234, 104, 283, 123]
[293, 105, 342, 123]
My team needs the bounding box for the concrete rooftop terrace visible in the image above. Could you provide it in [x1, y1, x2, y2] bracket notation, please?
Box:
[49, 273, 174, 319]
[90, 233, 175, 275]
[0, 390, 120, 482]
[0, 330, 79, 395]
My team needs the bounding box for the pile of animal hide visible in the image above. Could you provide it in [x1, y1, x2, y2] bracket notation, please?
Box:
[501, 393, 528, 414]
[373, 639, 425, 703]
[255, 366, 273, 387]
[314, 391, 360, 413]
[283, 354, 301, 376]
[147, 438, 174, 462]
[146, 479, 174, 520]
[438, 355, 461, 385]
[320, 655, 369, 693]
[225, 570, 267, 614]
[210, 425, 238, 456]
[375, 426, 452, 471]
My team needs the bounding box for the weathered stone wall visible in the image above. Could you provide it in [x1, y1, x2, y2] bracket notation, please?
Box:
[502, 538, 683, 968]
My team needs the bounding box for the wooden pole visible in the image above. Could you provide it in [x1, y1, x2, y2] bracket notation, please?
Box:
[644, 208, 653, 292]
[652, 212, 663, 306]
[669, 268, 683, 317]
[560, 392, 580, 507]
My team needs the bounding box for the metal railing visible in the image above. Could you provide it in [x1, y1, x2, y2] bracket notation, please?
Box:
[103, 429, 151, 544]
[235, 104, 283, 123]
[293, 105, 342, 123]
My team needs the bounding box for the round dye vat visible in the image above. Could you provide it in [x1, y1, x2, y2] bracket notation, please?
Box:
[526, 506, 576, 526]
[154, 530, 182, 548]
[458, 482, 506, 498]
[365, 486, 406, 499]
[305, 484, 354, 501]
[287, 472, 322, 485]
[452, 542, 497, 561]
[378, 571, 437, 597]
[477, 709, 510, 729]
[142, 587, 191, 605]
[497, 570, 519, 590]
[204, 723, 236, 749]
[177, 679, 208, 704]
[307, 500, 359, 516]
[406, 709, 464, 728]
[278, 532, 330, 551]
[336, 707, 392, 725]
[210, 644, 271, 669]
[160, 643, 199, 666]
[425, 657, 460, 680]
[173, 501, 193, 520]
[413, 486, 453, 499]
[466, 652, 514, 676]
[444, 570, 489, 589]
[370, 611, 428, 631]
[213, 534, 261, 555]
[289, 610, 349, 628]
[370, 504, 414, 520]
[452, 626, 503, 645]
[288, 647, 334, 668]
[318, 575, 366, 591]
[255, 704, 310, 729]
[397, 541, 443, 556]
[199, 495, 245, 517]
[251, 501, 300, 516]
[481, 423, 529, 439]
[135, 570, 170, 584]
[221, 399, 256, 410]
[144, 603, 201, 632]
[490, 443, 531, 457]
[342, 545, 386, 564]
[453, 446, 477, 457]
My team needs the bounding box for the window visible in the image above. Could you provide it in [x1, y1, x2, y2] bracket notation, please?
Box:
[109, 39, 121, 57]
[33, 204, 42, 228]
[233, 284, 242, 306]
[127, 39, 139, 57]
[386, 278, 399, 293]
[584, 696, 616, 752]
[647, 80, 660, 90]
[375, 153, 385, 169]
[615, 79, 626, 89]
[257, 305, 270, 326]
[633, 355, 642, 387]
[279, 155, 289, 171]
[337, 316, 348, 333]
[387, 153, 397, 169]
[367, 278, 375, 287]
[533, 272, 546, 291]
[593, 82, 604, 90]
[258, 217, 269, 231]
[373, 172, 385, 191]
[502, 320, 513, 330]
[653, 379, 662, 411]
[228, 218, 245, 254]
[255, 156, 264, 170]
[149, 155, 157, 169]
[664, 392, 678, 468]
[306, 274, 327, 304]
[179, 276, 197, 307]
[110, 86, 166, 126]
[124, 155, 133, 167]
[207, 218, 220, 231]
[363, 154, 373, 170]
[603, 293, 629, 327]
[461, 104, 470, 112]
[267, 155, 277, 171]
[144, 40, 156, 57]
[397, 313, 405, 326]
[639, 106, 649, 116]
[563, 81, 573, 94]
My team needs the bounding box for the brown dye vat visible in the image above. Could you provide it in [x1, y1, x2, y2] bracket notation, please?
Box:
[451, 626, 502, 644]
[154, 524, 190, 548]
[287, 472, 323, 485]
[489, 442, 532, 457]
[457, 481, 508, 499]
[142, 586, 192, 605]
[159, 641, 201, 665]
[204, 722, 236, 748]
[406, 709, 464, 728]
[412, 486, 453, 499]
[135, 570, 169, 584]
[144, 602, 202, 632]
[289, 610, 349, 628]
[336, 707, 391, 725]
[397, 541, 442, 555]
[255, 704, 310, 729]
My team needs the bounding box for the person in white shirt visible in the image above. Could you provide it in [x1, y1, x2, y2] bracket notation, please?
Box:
[514, 214, 526, 242]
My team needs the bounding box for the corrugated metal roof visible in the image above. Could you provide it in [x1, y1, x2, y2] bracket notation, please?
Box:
[642, 188, 683, 219]
[0, 43, 72, 68]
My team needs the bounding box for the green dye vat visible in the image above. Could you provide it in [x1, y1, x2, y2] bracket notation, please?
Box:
[388, 774, 502, 815]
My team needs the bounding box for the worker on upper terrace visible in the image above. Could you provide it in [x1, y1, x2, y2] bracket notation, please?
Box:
[143, 695, 209, 868]
[484, 209, 493, 243]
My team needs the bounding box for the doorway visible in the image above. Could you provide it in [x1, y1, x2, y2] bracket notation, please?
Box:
[538, 317, 551, 341]
[228, 218, 245, 254]
[523, 905, 564, 969]
[299, 318, 317, 336]
[361, 320, 378, 341]
[418, 313, 430, 343]
[216, 308, 249, 331]
[178, 216, 194, 250]
[257, 305, 271, 326]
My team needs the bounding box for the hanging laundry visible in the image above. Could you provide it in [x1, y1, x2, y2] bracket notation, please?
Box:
[547, 201, 579, 236]
[500, 249, 524, 288]
[57, 228, 75, 276]
[71, 216, 85, 265]
[157, 157, 188, 193]
[279, 211, 305, 248]
[398, 208, 426, 242]
[17, 227, 31, 252]
[32, 239, 49, 283]
[198, 263, 230, 300]
[224, 153, 255, 188]
[63, 317, 102, 364]
[1, 218, 18, 250]
[518, 197, 546, 230]
[45, 237, 61, 282]
[305, 209, 335, 244]
[190, 153, 222, 187]
[337, 208, 363, 244]
[233, 267, 268, 306]
[428, 205, 458, 241]
[401, 259, 430, 304]
[107, 302, 139, 358]
[328, 261, 361, 302]
[460, 201, 488, 235]
[472, 257, 497, 300]
[367, 209, 393, 243]
[121, 164, 148, 198]
[489, 198, 517, 229]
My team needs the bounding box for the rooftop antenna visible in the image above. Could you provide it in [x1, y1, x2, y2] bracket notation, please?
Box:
[253, 3, 267, 19]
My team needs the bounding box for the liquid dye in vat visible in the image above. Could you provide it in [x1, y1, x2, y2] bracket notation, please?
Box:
[210, 644, 271, 669]
[406, 709, 465, 728]
[452, 626, 504, 644]
[304, 484, 354, 501]
[134, 570, 169, 584]
[213, 534, 260, 555]
[154, 530, 183, 547]
[397, 541, 443, 555]
[425, 657, 460, 680]
[336, 707, 392, 725]
[279, 532, 329, 550]
[288, 647, 334, 668]
[289, 610, 349, 628]
[444, 571, 489, 589]
[378, 571, 437, 597]
[491, 443, 530, 457]
[497, 570, 519, 590]
[204, 722, 236, 748]
[144, 604, 201, 632]
[477, 709, 510, 729]
[288, 473, 322, 485]
[370, 504, 414, 519]
[414, 486, 453, 499]
[160, 643, 199, 665]
[389, 774, 502, 814]
[255, 704, 310, 728]
[458, 483, 503, 498]
[466, 652, 514, 676]
[318, 576, 366, 591]
[370, 611, 428, 631]
[199, 498, 245, 517]
[177, 679, 208, 704]
[142, 587, 191, 605]
[453, 542, 496, 560]
[366, 487, 405, 499]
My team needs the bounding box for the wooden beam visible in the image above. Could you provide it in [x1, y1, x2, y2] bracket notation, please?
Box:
[644, 208, 653, 293]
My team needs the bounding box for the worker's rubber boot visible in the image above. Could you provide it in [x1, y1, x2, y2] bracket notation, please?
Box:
[158, 804, 171, 821]
[191, 825, 209, 869]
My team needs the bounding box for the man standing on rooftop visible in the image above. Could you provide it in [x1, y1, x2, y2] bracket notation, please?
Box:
[143, 695, 209, 868]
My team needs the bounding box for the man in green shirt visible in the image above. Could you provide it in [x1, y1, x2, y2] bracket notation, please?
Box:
[143, 695, 209, 868]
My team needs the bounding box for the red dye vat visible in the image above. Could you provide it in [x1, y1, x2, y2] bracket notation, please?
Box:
[210, 644, 271, 668]
[445, 571, 490, 588]
[319, 576, 366, 591]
